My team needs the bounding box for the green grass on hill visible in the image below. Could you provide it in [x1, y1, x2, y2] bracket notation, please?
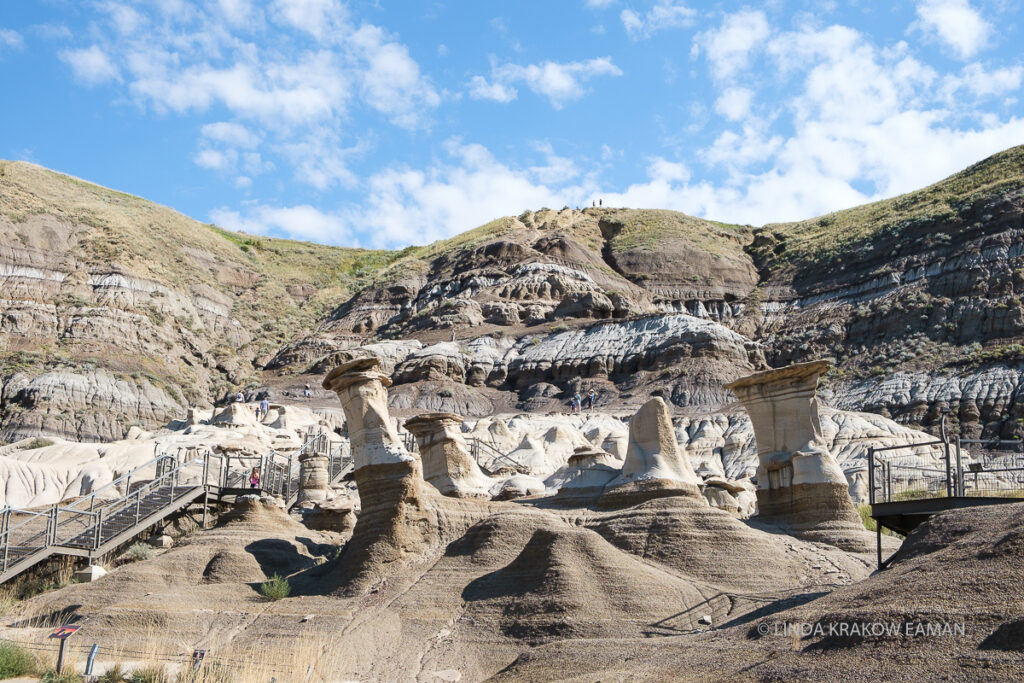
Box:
[765, 145, 1024, 266]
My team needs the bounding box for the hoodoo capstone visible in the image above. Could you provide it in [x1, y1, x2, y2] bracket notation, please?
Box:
[725, 360, 869, 550]
[403, 412, 492, 499]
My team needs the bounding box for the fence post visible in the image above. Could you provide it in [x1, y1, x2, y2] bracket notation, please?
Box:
[885, 462, 892, 502]
[85, 643, 99, 675]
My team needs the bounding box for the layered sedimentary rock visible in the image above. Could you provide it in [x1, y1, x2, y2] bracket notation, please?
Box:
[403, 412, 492, 499]
[599, 397, 703, 507]
[725, 361, 868, 549]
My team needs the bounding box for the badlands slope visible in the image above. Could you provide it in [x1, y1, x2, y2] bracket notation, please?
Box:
[3, 147, 1024, 445]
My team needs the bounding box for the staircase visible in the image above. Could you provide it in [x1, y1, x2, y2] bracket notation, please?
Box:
[0, 430, 342, 584]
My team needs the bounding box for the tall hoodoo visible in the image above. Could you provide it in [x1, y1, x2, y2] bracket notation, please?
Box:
[600, 397, 703, 506]
[403, 412, 492, 499]
[322, 356, 437, 593]
[725, 360, 868, 549]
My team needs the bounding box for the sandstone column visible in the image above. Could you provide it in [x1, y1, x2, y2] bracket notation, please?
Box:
[322, 357, 437, 594]
[725, 360, 868, 549]
[403, 412, 492, 499]
[599, 397, 703, 507]
[297, 448, 329, 504]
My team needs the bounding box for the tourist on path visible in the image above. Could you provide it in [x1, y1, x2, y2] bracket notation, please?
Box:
[249, 467, 260, 489]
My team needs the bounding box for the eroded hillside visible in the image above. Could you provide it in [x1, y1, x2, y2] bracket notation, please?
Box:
[2, 146, 1023, 442]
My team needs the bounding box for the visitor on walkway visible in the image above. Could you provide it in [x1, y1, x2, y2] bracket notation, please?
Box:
[304, 384, 312, 399]
[249, 466, 260, 489]
[587, 389, 597, 411]
[235, 391, 244, 403]
[259, 398, 270, 420]
[572, 391, 582, 414]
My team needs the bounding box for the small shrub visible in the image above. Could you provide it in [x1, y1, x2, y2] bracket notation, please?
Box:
[24, 437, 54, 450]
[123, 542, 154, 563]
[98, 662, 128, 682]
[0, 641, 39, 678]
[258, 573, 291, 600]
[130, 664, 172, 683]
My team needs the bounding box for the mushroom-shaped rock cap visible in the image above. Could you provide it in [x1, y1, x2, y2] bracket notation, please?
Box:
[403, 412, 465, 435]
[724, 359, 831, 392]
[322, 356, 393, 392]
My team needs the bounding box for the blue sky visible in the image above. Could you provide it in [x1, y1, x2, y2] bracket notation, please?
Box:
[1, 1, 1022, 249]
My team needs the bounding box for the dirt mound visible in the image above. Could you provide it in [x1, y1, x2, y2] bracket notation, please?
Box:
[494, 501, 1024, 681]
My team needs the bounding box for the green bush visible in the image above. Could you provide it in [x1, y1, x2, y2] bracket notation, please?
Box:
[258, 573, 291, 600]
[130, 664, 172, 683]
[123, 542, 154, 563]
[0, 641, 39, 678]
[98, 662, 128, 682]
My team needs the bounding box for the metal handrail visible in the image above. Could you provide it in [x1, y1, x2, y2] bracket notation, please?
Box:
[467, 437, 523, 472]
[0, 430, 329, 582]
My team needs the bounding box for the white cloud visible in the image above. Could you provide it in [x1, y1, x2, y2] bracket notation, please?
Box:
[349, 24, 441, 128]
[211, 204, 351, 244]
[469, 57, 623, 109]
[59, 45, 121, 85]
[270, 0, 347, 40]
[585, 0, 617, 7]
[0, 28, 24, 51]
[621, 1, 696, 40]
[201, 122, 261, 148]
[695, 10, 771, 80]
[940, 63, 1023, 99]
[194, 147, 236, 171]
[915, 0, 991, 59]
[714, 87, 753, 120]
[467, 75, 517, 103]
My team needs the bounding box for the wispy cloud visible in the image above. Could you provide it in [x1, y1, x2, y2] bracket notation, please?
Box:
[621, 1, 696, 40]
[467, 57, 622, 109]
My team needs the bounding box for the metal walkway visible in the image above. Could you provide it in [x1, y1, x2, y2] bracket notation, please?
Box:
[0, 432, 353, 584]
[868, 433, 1024, 568]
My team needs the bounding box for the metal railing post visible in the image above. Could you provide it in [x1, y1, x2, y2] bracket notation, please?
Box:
[955, 437, 963, 496]
[135, 488, 143, 525]
[941, 409, 953, 497]
[868, 447, 875, 505]
[94, 508, 104, 550]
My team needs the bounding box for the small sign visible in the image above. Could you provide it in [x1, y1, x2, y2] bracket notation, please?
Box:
[49, 625, 80, 640]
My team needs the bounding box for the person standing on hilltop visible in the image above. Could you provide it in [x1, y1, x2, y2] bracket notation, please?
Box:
[587, 388, 597, 411]
[304, 383, 312, 399]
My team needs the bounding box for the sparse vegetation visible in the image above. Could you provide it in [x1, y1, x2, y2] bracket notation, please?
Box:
[24, 437, 55, 449]
[258, 574, 291, 600]
[0, 641, 40, 678]
[41, 668, 81, 683]
[98, 662, 128, 682]
[122, 542, 154, 563]
[129, 664, 172, 683]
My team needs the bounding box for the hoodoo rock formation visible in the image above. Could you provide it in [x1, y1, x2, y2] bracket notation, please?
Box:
[726, 360, 869, 549]
[322, 357, 440, 593]
[599, 397, 703, 507]
[403, 412, 492, 499]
